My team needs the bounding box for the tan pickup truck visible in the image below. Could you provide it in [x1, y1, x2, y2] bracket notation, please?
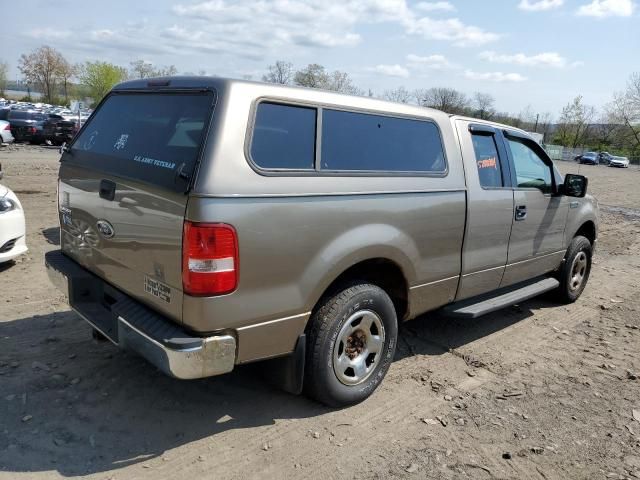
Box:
[46, 77, 598, 406]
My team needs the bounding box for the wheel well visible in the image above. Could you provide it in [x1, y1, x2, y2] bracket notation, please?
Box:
[575, 221, 596, 246]
[319, 258, 409, 321]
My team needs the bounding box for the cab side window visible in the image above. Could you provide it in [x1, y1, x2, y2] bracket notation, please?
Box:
[507, 138, 552, 193]
[471, 133, 503, 188]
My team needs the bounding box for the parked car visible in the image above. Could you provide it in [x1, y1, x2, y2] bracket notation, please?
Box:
[579, 152, 599, 165]
[0, 120, 14, 144]
[45, 77, 598, 407]
[41, 114, 77, 145]
[0, 164, 28, 263]
[7, 109, 47, 143]
[609, 156, 630, 168]
[598, 152, 613, 165]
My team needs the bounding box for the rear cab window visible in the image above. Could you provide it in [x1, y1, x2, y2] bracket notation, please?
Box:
[321, 109, 445, 173]
[68, 91, 215, 191]
[250, 102, 317, 170]
[249, 101, 447, 174]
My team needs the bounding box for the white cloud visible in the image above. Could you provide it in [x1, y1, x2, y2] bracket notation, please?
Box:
[576, 0, 635, 17]
[173, 0, 500, 50]
[479, 50, 570, 68]
[369, 64, 410, 78]
[27, 28, 72, 40]
[287, 32, 361, 47]
[464, 70, 528, 82]
[415, 1, 456, 12]
[406, 53, 454, 69]
[19, 0, 501, 78]
[518, 0, 564, 11]
[407, 17, 501, 46]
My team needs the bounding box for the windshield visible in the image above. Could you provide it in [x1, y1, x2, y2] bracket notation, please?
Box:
[68, 91, 215, 191]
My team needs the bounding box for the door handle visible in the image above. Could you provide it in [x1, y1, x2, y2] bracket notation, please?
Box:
[99, 179, 116, 201]
[515, 205, 527, 221]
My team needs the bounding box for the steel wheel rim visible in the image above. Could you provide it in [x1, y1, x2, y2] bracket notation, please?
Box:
[569, 251, 588, 292]
[333, 309, 385, 386]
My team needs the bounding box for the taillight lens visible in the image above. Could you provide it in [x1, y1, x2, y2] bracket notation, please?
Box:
[3, 124, 9, 131]
[29, 127, 37, 134]
[182, 222, 238, 296]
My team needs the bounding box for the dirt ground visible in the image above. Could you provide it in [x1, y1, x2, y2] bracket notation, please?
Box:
[1, 144, 640, 480]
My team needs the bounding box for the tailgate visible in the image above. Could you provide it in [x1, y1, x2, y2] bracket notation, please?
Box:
[58, 89, 215, 323]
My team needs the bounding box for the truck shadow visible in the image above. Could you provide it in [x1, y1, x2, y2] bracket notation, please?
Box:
[0, 298, 553, 477]
[41, 227, 61, 246]
[395, 299, 546, 360]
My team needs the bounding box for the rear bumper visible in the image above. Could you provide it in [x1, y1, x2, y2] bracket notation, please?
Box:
[45, 249, 237, 379]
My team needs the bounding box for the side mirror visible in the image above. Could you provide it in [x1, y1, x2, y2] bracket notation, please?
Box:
[59, 142, 68, 155]
[562, 174, 588, 198]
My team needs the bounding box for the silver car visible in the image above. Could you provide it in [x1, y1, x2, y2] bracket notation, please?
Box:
[609, 156, 630, 168]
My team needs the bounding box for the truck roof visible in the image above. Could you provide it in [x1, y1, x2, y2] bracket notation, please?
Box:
[112, 76, 449, 118]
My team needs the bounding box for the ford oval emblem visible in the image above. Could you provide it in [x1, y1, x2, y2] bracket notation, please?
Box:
[96, 220, 115, 239]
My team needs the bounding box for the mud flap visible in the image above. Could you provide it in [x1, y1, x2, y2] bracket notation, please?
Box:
[261, 334, 306, 395]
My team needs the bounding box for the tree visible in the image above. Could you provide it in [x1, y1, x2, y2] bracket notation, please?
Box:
[0, 60, 8, 96]
[129, 60, 177, 79]
[472, 92, 495, 120]
[156, 65, 178, 77]
[626, 72, 640, 115]
[592, 108, 622, 150]
[293, 64, 362, 95]
[58, 57, 76, 104]
[382, 86, 412, 104]
[263, 61, 294, 85]
[129, 60, 155, 79]
[326, 70, 362, 95]
[78, 61, 128, 104]
[294, 63, 329, 89]
[18, 46, 68, 103]
[554, 96, 595, 148]
[609, 72, 640, 151]
[414, 87, 469, 115]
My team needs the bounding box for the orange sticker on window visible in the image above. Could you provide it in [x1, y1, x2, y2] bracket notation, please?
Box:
[477, 157, 497, 169]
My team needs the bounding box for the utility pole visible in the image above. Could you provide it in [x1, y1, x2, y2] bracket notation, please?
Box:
[534, 113, 539, 133]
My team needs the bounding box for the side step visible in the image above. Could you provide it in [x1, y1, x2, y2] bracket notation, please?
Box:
[443, 276, 560, 319]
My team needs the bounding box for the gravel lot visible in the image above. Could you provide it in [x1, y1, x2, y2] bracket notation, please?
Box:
[1, 144, 640, 480]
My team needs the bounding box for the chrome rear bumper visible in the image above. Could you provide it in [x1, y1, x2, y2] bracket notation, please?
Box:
[45, 249, 236, 379]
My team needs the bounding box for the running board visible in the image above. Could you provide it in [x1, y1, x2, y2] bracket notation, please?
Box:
[443, 277, 560, 319]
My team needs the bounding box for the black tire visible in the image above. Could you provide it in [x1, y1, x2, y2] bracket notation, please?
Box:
[555, 235, 592, 303]
[304, 282, 398, 407]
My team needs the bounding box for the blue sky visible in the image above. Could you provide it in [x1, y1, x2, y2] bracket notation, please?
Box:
[5, 0, 638, 116]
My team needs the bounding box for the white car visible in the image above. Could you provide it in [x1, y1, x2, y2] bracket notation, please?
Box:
[0, 166, 27, 263]
[0, 120, 14, 144]
[609, 156, 630, 168]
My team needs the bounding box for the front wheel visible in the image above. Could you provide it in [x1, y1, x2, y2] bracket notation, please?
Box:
[556, 236, 592, 303]
[304, 283, 398, 407]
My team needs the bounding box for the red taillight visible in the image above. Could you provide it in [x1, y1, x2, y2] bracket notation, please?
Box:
[29, 127, 37, 134]
[3, 124, 9, 131]
[182, 222, 238, 296]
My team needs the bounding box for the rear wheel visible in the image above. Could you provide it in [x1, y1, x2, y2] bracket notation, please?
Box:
[556, 235, 592, 303]
[304, 283, 398, 407]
